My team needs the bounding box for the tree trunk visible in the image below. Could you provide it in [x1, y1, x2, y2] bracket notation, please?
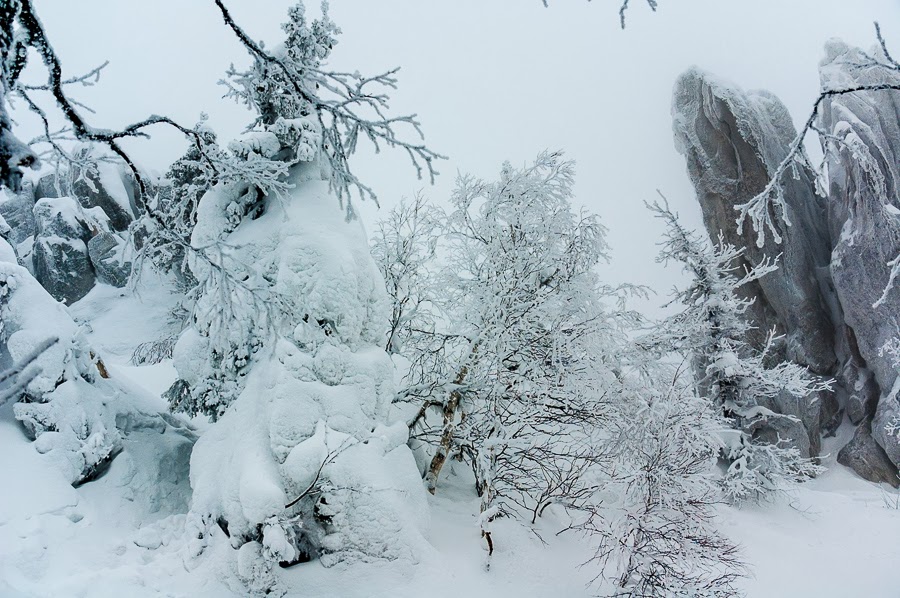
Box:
[424, 340, 480, 493]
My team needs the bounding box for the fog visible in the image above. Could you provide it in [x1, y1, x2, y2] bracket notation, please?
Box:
[18, 0, 900, 312]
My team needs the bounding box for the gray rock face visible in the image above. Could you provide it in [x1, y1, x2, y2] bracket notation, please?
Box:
[33, 173, 63, 202]
[0, 180, 37, 245]
[31, 197, 97, 304]
[71, 162, 137, 232]
[88, 231, 131, 288]
[672, 68, 841, 454]
[837, 418, 899, 487]
[818, 41, 900, 468]
[745, 412, 811, 460]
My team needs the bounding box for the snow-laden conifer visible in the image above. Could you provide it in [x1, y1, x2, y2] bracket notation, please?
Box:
[644, 200, 828, 502]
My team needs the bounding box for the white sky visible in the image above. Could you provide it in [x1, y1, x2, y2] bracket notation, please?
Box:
[17, 0, 900, 313]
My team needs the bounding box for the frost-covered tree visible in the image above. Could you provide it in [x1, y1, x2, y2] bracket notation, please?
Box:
[215, 0, 443, 215]
[370, 193, 442, 356]
[168, 4, 432, 593]
[588, 370, 747, 597]
[644, 200, 827, 503]
[136, 121, 218, 286]
[390, 152, 636, 552]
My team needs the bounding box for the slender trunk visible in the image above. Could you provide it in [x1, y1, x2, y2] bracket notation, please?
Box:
[424, 365, 467, 494]
[424, 341, 480, 494]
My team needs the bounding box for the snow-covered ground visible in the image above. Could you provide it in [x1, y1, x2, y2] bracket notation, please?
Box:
[2, 287, 900, 597]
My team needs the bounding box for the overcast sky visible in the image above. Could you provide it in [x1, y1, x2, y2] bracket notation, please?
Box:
[18, 0, 900, 313]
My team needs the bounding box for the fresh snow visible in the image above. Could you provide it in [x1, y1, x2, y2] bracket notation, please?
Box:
[2, 279, 900, 596]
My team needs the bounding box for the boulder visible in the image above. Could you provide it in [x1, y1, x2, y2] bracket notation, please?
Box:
[71, 160, 137, 232]
[31, 197, 96, 304]
[745, 412, 811, 460]
[88, 231, 131, 287]
[838, 418, 900, 487]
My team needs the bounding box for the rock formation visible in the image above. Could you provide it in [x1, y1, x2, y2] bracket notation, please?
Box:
[672, 68, 840, 458]
[0, 156, 136, 304]
[672, 42, 900, 486]
[818, 40, 900, 473]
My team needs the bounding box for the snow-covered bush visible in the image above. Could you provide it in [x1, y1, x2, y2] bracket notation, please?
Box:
[589, 373, 747, 597]
[644, 201, 828, 502]
[384, 152, 639, 551]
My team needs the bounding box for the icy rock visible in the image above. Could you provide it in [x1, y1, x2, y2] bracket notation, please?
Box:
[818, 41, 900, 467]
[71, 161, 137, 232]
[838, 418, 900, 487]
[88, 232, 131, 288]
[0, 181, 37, 245]
[31, 197, 96, 304]
[672, 68, 840, 452]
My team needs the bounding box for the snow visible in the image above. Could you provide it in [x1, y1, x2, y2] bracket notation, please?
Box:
[4, 242, 900, 596]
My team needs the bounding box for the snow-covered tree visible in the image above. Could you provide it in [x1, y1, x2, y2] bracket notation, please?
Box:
[588, 370, 747, 597]
[135, 121, 218, 286]
[216, 0, 443, 215]
[644, 200, 828, 503]
[370, 193, 442, 356]
[168, 4, 433, 593]
[390, 152, 637, 552]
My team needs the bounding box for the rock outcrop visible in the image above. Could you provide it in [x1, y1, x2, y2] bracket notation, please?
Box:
[2, 158, 137, 304]
[70, 161, 138, 233]
[837, 418, 899, 487]
[672, 68, 841, 457]
[818, 40, 900, 470]
[88, 231, 131, 288]
[0, 180, 37, 246]
[673, 42, 900, 485]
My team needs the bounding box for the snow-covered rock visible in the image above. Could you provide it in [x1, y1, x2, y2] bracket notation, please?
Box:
[1, 245, 195, 495]
[0, 180, 36, 245]
[31, 196, 97, 304]
[71, 159, 138, 232]
[836, 417, 899, 487]
[88, 231, 131, 288]
[672, 68, 840, 455]
[818, 40, 900, 470]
